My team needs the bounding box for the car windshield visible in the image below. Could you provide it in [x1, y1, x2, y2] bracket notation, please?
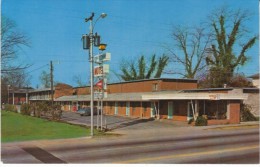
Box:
[78, 108, 86, 111]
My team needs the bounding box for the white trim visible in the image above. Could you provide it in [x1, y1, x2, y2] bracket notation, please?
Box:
[142, 93, 248, 100]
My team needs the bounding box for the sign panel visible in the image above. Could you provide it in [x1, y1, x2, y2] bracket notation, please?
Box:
[94, 64, 109, 77]
[94, 53, 111, 63]
[94, 91, 107, 99]
[95, 79, 103, 89]
[209, 94, 220, 100]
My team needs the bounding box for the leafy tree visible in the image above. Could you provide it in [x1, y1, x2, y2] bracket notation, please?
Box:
[120, 54, 169, 81]
[165, 25, 212, 79]
[206, 7, 258, 87]
[229, 73, 253, 87]
[198, 72, 253, 88]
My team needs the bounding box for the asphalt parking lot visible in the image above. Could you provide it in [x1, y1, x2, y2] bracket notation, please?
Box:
[61, 111, 189, 131]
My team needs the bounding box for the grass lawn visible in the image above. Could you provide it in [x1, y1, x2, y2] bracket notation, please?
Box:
[1, 110, 94, 142]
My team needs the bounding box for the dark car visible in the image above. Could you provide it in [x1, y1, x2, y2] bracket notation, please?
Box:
[76, 107, 98, 116]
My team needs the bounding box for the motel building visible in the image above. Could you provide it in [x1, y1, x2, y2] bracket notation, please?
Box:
[53, 78, 247, 125]
[7, 78, 255, 125]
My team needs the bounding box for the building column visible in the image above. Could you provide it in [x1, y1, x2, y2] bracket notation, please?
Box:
[227, 101, 230, 120]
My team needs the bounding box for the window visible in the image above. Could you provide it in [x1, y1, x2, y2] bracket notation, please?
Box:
[143, 102, 148, 112]
[132, 102, 136, 112]
[152, 83, 158, 91]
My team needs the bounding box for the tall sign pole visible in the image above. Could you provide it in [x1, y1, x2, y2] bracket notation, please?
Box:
[84, 13, 107, 137]
[89, 13, 94, 137]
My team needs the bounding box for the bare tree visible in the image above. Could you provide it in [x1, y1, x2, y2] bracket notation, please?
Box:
[1, 70, 31, 104]
[73, 74, 87, 87]
[3, 70, 31, 88]
[165, 25, 212, 79]
[39, 70, 50, 88]
[1, 16, 30, 73]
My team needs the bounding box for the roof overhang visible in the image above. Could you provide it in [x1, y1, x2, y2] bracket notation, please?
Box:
[142, 93, 248, 100]
[55, 91, 248, 102]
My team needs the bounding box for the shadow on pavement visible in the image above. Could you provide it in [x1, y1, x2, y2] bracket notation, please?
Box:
[109, 118, 155, 130]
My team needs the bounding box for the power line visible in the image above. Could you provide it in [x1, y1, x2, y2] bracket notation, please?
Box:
[25, 64, 49, 75]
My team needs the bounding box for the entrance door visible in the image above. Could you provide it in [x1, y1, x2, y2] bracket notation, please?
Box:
[168, 102, 173, 119]
[187, 102, 194, 121]
[126, 102, 130, 116]
[115, 102, 118, 115]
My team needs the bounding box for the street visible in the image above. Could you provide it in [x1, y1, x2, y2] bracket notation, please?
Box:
[1, 122, 259, 164]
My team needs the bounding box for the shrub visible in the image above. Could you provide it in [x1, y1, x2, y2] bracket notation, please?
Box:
[21, 103, 31, 115]
[240, 104, 257, 122]
[4, 104, 17, 112]
[188, 118, 194, 124]
[50, 104, 62, 120]
[195, 116, 208, 126]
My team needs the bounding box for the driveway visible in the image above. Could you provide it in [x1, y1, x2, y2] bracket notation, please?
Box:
[60, 111, 189, 132]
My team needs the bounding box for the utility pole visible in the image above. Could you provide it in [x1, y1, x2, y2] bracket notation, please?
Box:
[50, 61, 54, 106]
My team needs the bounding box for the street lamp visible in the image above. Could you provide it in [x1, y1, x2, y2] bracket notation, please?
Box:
[85, 12, 107, 137]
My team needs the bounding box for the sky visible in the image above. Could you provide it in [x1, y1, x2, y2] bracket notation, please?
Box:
[2, 0, 259, 88]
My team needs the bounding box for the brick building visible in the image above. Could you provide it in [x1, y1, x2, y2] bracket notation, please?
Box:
[7, 78, 252, 125]
[55, 78, 246, 125]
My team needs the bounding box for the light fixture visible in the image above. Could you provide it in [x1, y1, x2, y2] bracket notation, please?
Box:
[100, 13, 107, 19]
[99, 43, 107, 51]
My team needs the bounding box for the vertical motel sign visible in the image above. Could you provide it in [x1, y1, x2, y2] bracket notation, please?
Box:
[94, 52, 111, 77]
[94, 64, 109, 77]
[94, 52, 111, 63]
[94, 52, 111, 99]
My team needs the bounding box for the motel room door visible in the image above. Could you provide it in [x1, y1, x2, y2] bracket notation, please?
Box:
[115, 102, 118, 115]
[168, 102, 174, 119]
[126, 102, 130, 116]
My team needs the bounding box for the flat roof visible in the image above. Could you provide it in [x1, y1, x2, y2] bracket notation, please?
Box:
[108, 78, 198, 85]
[29, 88, 54, 93]
[55, 90, 247, 102]
[182, 88, 234, 92]
[73, 78, 198, 89]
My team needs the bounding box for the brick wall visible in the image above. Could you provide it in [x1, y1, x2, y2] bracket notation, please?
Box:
[72, 79, 198, 95]
[107, 79, 197, 94]
[76, 87, 90, 95]
[158, 100, 189, 121]
[229, 100, 241, 124]
[130, 102, 142, 118]
[161, 81, 197, 91]
[107, 80, 160, 93]
[54, 83, 74, 98]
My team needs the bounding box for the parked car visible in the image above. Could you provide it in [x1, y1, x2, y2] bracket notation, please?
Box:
[76, 107, 98, 116]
